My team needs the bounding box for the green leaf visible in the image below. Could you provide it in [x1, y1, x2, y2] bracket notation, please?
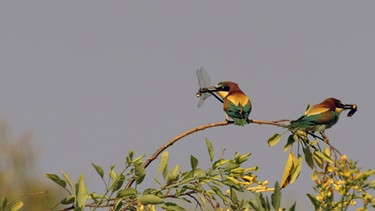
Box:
[112, 174, 125, 192]
[250, 192, 266, 211]
[314, 150, 333, 164]
[60, 195, 75, 205]
[284, 135, 296, 152]
[134, 162, 146, 184]
[9, 201, 23, 211]
[288, 202, 296, 211]
[109, 168, 116, 180]
[116, 188, 137, 198]
[61, 171, 73, 190]
[306, 193, 320, 210]
[205, 138, 214, 162]
[166, 165, 180, 186]
[224, 163, 240, 172]
[313, 153, 323, 169]
[75, 174, 88, 211]
[45, 173, 66, 188]
[113, 200, 123, 211]
[181, 168, 205, 182]
[91, 163, 104, 178]
[138, 194, 164, 205]
[209, 185, 228, 203]
[190, 155, 198, 170]
[128, 150, 134, 160]
[161, 202, 186, 211]
[230, 187, 238, 204]
[133, 154, 146, 164]
[158, 151, 169, 175]
[267, 133, 281, 147]
[303, 147, 314, 169]
[213, 159, 230, 169]
[1, 196, 7, 209]
[271, 181, 281, 210]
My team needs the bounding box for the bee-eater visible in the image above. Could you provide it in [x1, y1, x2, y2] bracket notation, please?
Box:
[213, 81, 252, 126]
[287, 98, 357, 138]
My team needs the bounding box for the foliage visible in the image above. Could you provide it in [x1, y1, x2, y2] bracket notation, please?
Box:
[268, 130, 375, 211]
[308, 155, 375, 211]
[46, 138, 297, 210]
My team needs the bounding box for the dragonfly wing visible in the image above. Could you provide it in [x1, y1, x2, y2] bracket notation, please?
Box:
[196, 67, 212, 107]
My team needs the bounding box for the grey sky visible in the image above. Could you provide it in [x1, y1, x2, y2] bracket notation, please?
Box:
[1, 1, 374, 210]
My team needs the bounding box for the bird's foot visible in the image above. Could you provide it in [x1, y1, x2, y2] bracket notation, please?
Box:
[226, 119, 234, 124]
[320, 132, 342, 158]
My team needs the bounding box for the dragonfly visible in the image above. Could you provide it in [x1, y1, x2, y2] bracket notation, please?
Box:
[196, 67, 223, 108]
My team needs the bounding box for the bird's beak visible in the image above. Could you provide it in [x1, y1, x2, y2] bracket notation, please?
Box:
[341, 103, 354, 110]
[340, 103, 357, 117]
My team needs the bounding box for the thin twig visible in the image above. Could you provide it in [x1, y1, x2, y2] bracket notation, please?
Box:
[249, 119, 291, 127]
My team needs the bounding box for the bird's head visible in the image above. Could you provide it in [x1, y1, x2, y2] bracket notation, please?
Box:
[323, 98, 357, 116]
[214, 81, 239, 99]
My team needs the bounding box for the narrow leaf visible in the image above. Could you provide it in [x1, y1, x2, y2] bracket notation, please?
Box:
[267, 133, 281, 147]
[209, 185, 228, 203]
[109, 168, 116, 180]
[190, 155, 198, 170]
[206, 138, 214, 162]
[138, 194, 164, 205]
[134, 162, 146, 184]
[161, 202, 186, 211]
[112, 174, 125, 192]
[116, 188, 137, 198]
[113, 200, 123, 211]
[313, 153, 324, 169]
[45, 173, 66, 188]
[284, 135, 296, 152]
[281, 152, 294, 188]
[230, 188, 238, 204]
[271, 181, 281, 210]
[314, 150, 333, 164]
[157, 151, 169, 175]
[166, 165, 180, 186]
[91, 163, 104, 178]
[288, 202, 296, 211]
[60, 195, 75, 205]
[75, 174, 88, 211]
[61, 171, 73, 190]
[290, 154, 303, 184]
[306, 193, 320, 210]
[303, 147, 314, 169]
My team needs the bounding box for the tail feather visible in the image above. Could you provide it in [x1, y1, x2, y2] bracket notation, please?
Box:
[233, 118, 248, 126]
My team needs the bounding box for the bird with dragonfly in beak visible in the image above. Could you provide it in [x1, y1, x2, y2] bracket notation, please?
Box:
[195, 67, 252, 126]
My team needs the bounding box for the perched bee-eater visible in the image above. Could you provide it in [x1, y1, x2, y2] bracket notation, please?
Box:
[213, 81, 252, 126]
[287, 97, 357, 138]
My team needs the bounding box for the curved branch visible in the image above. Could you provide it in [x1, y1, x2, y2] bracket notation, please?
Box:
[125, 121, 230, 188]
[125, 119, 287, 188]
